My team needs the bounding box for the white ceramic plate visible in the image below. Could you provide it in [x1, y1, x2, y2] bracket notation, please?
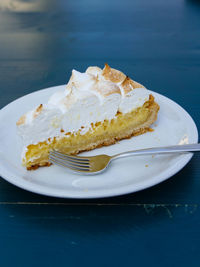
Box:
[0, 85, 198, 198]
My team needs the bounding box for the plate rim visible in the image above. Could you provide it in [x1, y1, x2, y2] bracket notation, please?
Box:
[0, 85, 198, 198]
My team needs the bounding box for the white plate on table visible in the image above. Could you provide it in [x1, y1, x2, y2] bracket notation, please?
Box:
[0, 85, 198, 198]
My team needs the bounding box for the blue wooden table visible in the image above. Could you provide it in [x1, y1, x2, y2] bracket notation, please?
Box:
[0, 0, 200, 266]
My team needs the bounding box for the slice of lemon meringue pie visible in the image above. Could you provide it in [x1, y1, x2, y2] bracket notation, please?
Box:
[17, 64, 159, 170]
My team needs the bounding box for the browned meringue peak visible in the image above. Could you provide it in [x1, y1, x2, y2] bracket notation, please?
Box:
[133, 81, 145, 89]
[66, 69, 97, 91]
[60, 86, 78, 109]
[33, 104, 43, 118]
[86, 66, 102, 76]
[16, 114, 26, 126]
[121, 76, 146, 95]
[102, 63, 126, 84]
[16, 104, 43, 126]
[92, 79, 121, 97]
[64, 68, 121, 99]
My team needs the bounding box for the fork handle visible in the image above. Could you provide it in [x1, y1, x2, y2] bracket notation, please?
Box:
[111, 143, 200, 160]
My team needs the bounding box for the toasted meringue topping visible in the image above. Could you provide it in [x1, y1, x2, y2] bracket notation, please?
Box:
[33, 104, 43, 118]
[86, 66, 102, 77]
[92, 80, 121, 98]
[17, 64, 152, 154]
[102, 63, 126, 83]
[120, 76, 133, 95]
[67, 70, 96, 91]
[16, 114, 26, 126]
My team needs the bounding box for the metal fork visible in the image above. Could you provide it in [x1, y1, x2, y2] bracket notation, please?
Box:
[49, 143, 200, 175]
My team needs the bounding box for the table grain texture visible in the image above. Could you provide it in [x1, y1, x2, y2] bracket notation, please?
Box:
[0, 0, 200, 266]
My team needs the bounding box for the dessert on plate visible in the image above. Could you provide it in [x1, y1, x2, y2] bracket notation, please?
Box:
[17, 64, 160, 170]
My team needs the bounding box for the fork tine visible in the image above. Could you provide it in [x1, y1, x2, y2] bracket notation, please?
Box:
[49, 154, 90, 168]
[50, 150, 89, 162]
[49, 157, 90, 172]
[50, 151, 90, 165]
[50, 159, 90, 173]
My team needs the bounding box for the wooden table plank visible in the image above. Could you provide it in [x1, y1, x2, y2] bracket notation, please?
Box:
[0, 203, 200, 267]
